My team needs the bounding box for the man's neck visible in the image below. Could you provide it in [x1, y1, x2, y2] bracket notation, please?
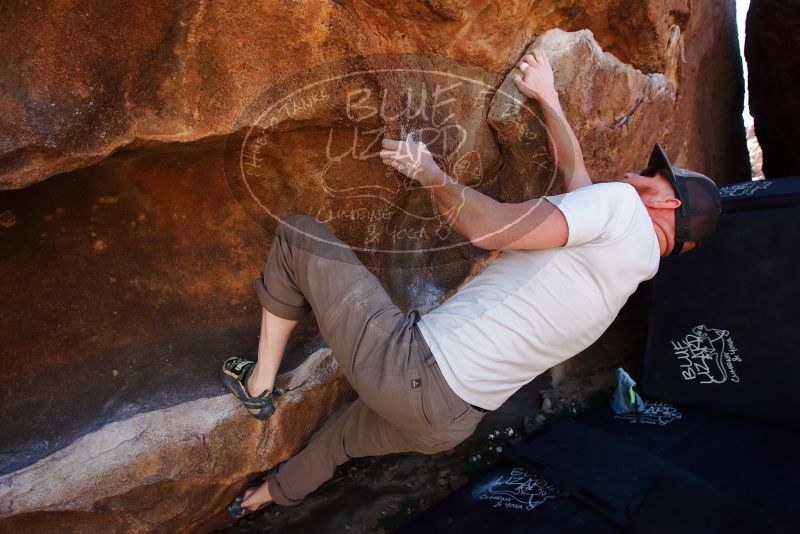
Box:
[650, 213, 676, 257]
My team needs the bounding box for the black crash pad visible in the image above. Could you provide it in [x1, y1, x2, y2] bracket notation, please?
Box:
[643, 176, 800, 424]
[399, 457, 616, 534]
[403, 404, 800, 533]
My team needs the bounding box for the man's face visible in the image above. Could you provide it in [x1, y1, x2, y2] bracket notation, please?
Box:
[622, 171, 697, 253]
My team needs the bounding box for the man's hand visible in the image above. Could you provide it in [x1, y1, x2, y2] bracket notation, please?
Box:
[513, 50, 557, 103]
[380, 138, 448, 187]
[513, 50, 591, 192]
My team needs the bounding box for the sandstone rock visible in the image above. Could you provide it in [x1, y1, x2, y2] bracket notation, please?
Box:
[0, 0, 751, 532]
[0, 349, 354, 533]
[0, 210, 15, 228]
[0, 0, 747, 190]
[745, 0, 800, 178]
[488, 29, 676, 202]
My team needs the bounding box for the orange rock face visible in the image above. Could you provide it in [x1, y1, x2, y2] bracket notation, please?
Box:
[0, 1, 749, 532]
[1, 0, 747, 191]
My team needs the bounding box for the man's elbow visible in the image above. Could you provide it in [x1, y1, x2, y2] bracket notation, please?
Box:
[465, 211, 517, 250]
[469, 227, 515, 251]
[469, 234, 499, 251]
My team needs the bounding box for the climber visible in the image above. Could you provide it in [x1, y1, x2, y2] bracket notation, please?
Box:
[220, 50, 721, 516]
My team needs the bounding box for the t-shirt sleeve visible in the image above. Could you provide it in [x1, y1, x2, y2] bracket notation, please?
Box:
[544, 183, 635, 247]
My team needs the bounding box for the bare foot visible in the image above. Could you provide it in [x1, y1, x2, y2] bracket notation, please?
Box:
[241, 481, 273, 512]
[246, 368, 272, 398]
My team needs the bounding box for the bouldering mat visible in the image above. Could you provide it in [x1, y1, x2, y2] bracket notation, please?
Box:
[642, 176, 800, 424]
[398, 456, 615, 534]
[402, 404, 800, 533]
[575, 402, 800, 508]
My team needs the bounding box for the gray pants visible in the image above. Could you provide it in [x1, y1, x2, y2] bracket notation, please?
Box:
[256, 215, 485, 506]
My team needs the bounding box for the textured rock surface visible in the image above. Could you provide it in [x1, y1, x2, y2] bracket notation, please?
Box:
[745, 0, 800, 178]
[0, 349, 354, 533]
[488, 29, 676, 202]
[0, 0, 750, 531]
[1, 0, 747, 190]
[0, 137, 467, 476]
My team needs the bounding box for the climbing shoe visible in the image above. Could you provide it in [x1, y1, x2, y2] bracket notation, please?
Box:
[220, 357, 283, 420]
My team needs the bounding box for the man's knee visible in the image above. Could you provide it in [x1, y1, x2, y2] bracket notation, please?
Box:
[283, 214, 319, 230]
[277, 214, 329, 242]
[273, 213, 354, 263]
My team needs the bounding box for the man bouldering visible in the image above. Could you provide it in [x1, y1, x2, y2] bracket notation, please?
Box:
[221, 50, 721, 516]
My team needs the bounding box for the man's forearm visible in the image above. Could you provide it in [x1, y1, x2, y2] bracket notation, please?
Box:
[380, 134, 565, 250]
[537, 92, 590, 191]
[426, 172, 567, 251]
[426, 174, 503, 247]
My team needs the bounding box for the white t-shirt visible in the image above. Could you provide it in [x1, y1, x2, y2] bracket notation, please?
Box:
[417, 182, 660, 410]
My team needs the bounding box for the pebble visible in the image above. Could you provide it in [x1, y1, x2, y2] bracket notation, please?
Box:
[0, 210, 15, 229]
[522, 415, 537, 435]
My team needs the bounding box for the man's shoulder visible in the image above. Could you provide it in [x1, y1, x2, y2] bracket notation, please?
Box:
[563, 182, 641, 217]
[581, 180, 637, 195]
[566, 181, 639, 202]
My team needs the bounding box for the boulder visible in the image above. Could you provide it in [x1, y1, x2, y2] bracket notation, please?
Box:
[0, 0, 750, 531]
[0, 349, 354, 533]
[0, 0, 747, 190]
[745, 0, 800, 178]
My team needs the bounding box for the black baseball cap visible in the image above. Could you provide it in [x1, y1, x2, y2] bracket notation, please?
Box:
[641, 144, 721, 255]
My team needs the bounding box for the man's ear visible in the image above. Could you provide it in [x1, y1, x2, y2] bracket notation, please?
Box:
[644, 197, 682, 210]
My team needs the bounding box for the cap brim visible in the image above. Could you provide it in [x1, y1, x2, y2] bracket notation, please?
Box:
[642, 144, 683, 201]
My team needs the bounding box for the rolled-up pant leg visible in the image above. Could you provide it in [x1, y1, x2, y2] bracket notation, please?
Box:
[255, 214, 404, 387]
[256, 215, 484, 506]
